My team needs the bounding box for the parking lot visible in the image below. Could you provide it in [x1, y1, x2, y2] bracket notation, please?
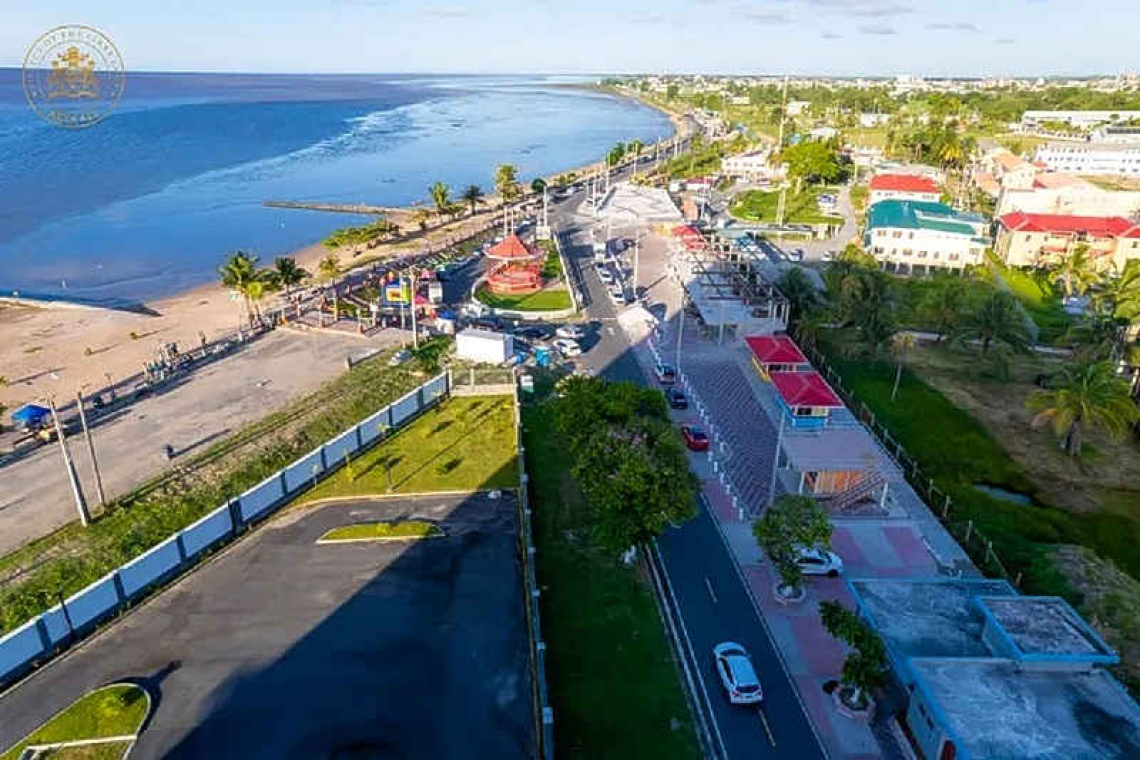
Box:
[0, 493, 535, 759]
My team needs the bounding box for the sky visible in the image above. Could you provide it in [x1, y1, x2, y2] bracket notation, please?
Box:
[0, 0, 1137, 77]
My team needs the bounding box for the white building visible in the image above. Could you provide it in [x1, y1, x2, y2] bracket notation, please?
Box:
[807, 126, 839, 141]
[456, 329, 513, 365]
[1035, 141, 1140, 177]
[868, 174, 941, 205]
[996, 173, 1140, 218]
[1021, 110, 1140, 129]
[858, 113, 891, 128]
[786, 100, 811, 117]
[721, 149, 783, 183]
[865, 200, 989, 274]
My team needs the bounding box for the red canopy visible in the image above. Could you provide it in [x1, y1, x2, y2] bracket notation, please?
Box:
[487, 234, 539, 260]
[746, 335, 807, 366]
[770, 371, 843, 409]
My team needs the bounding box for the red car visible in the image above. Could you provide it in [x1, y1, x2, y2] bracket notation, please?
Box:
[681, 424, 709, 452]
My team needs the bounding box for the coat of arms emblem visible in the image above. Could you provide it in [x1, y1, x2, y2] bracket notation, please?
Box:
[23, 25, 124, 128]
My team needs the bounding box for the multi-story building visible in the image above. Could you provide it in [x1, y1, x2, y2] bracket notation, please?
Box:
[1021, 110, 1140, 129]
[1034, 141, 1140, 176]
[721, 149, 782, 183]
[865, 200, 988, 274]
[995, 173, 1140, 218]
[858, 113, 891, 128]
[995, 211, 1140, 271]
[868, 174, 941, 206]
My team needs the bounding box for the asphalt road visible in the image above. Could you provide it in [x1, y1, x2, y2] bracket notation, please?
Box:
[552, 203, 826, 760]
[0, 494, 534, 760]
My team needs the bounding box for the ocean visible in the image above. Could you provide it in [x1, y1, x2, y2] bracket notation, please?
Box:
[0, 71, 672, 302]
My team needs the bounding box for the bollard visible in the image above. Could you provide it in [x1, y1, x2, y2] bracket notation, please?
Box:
[964, 520, 973, 544]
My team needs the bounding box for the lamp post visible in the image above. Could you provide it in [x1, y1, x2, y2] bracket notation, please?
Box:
[75, 387, 106, 508]
[47, 395, 90, 527]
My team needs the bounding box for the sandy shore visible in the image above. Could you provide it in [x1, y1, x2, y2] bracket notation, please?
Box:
[0, 91, 682, 415]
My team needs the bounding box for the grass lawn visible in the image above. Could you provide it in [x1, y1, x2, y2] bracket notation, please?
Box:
[319, 521, 443, 542]
[1, 684, 148, 760]
[523, 396, 700, 760]
[304, 395, 518, 500]
[475, 285, 573, 312]
[986, 257, 1073, 343]
[37, 743, 133, 760]
[845, 126, 889, 148]
[729, 187, 844, 225]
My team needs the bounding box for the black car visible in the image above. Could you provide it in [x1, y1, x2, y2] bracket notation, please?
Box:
[666, 387, 688, 409]
[470, 317, 503, 331]
[515, 325, 553, 341]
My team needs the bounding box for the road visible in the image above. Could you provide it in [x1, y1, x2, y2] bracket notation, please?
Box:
[549, 199, 826, 759]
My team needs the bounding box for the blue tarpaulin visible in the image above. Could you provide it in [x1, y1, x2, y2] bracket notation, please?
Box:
[10, 404, 50, 427]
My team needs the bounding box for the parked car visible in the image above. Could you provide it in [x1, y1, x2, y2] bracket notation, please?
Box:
[596, 266, 614, 285]
[552, 338, 582, 357]
[666, 387, 688, 409]
[470, 317, 503, 331]
[516, 325, 553, 342]
[821, 250, 837, 262]
[555, 324, 585, 340]
[681, 424, 709, 452]
[795, 546, 844, 577]
[654, 362, 677, 384]
[713, 642, 763, 705]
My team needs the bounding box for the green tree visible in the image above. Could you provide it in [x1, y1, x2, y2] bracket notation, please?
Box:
[953, 291, 1031, 356]
[753, 494, 833, 597]
[246, 279, 268, 326]
[919, 275, 970, 341]
[429, 181, 452, 215]
[495, 164, 521, 203]
[1095, 259, 1140, 324]
[530, 178, 547, 195]
[1059, 310, 1124, 361]
[1026, 360, 1140, 457]
[778, 267, 821, 324]
[218, 251, 261, 326]
[837, 268, 898, 356]
[607, 142, 627, 166]
[819, 601, 887, 708]
[270, 257, 308, 297]
[780, 140, 842, 190]
[1048, 244, 1098, 299]
[627, 138, 645, 159]
[666, 83, 679, 99]
[318, 252, 341, 284]
[461, 184, 484, 216]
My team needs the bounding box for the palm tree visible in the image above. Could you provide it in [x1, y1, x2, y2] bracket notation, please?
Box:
[920, 276, 970, 342]
[318, 252, 341, 285]
[953, 291, 1031, 356]
[246, 279, 268, 326]
[1048, 243, 1098, 299]
[1027, 360, 1140, 457]
[271, 257, 308, 297]
[530, 178, 547, 195]
[778, 267, 820, 324]
[460, 184, 484, 216]
[428, 181, 452, 215]
[495, 163, 521, 203]
[218, 251, 261, 326]
[1094, 259, 1140, 324]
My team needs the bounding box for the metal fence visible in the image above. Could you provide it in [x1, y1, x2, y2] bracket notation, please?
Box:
[802, 344, 1019, 585]
[0, 372, 451, 689]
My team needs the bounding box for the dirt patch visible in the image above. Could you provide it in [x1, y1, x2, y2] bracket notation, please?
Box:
[1052, 544, 1140, 693]
[906, 346, 1140, 514]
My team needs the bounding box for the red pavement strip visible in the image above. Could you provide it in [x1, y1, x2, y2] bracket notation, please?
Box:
[883, 525, 937, 571]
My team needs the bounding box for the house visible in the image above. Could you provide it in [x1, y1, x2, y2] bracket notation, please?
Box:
[808, 126, 839, 141]
[858, 113, 891, 128]
[995, 211, 1140, 271]
[787, 100, 811, 117]
[1034, 141, 1140, 177]
[865, 200, 989, 274]
[849, 578, 1140, 760]
[995, 173, 1140, 218]
[721, 149, 782, 183]
[844, 145, 885, 170]
[868, 174, 941, 205]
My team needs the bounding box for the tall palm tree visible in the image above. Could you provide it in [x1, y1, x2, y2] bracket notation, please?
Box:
[495, 163, 521, 203]
[246, 279, 268, 326]
[920, 276, 970, 342]
[318, 252, 341, 285]
[461, 184, 484, 216]
[1094, 259, 1140, 324]
[778, 267, 820, 324]
[218, 251, 261, 326]
[428, 181, 452, 215]
[1048, 243, 1098, 299]
[271, 257, 308, 297]
[953, 291, 1031, 356]
[1027, 360, 1140, 457]
[1060, 310, 1124, 361]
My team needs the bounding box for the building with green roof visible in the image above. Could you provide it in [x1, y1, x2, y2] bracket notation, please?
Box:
[865, 200, 990, 274]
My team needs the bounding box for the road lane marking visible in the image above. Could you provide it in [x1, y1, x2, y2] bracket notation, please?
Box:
[757, 706, 776, 747]
[705, 576, 718, 604]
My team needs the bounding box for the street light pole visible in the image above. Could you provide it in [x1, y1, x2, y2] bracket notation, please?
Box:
[47, 396, 90, 527]
[75, 388, 106, 508]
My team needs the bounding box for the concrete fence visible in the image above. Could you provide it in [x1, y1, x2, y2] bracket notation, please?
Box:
[0, 372, 451, 690]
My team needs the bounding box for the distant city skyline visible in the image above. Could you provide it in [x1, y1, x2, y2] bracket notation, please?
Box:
[1, 0, 1138, 77]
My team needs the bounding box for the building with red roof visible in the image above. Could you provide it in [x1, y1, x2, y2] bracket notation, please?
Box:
[745, 335, 809, 375]
[769, 370, 844, 430]
[995, 211, 1140, 271]
[485, 233, 542, 294]
[869, 174, 941, 206]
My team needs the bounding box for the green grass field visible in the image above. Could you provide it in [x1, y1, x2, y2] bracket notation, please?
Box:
[318, 521, 443, 542]
[523, 397, 699, 760]
[1, 684, 148, 760]
[987, 257, 1074, 343]
[729, 187, 844, 225]
[475, 286, 573, 312]
[304, 395, 518, 500]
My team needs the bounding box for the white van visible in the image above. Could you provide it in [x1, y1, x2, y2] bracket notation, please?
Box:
[593, 240, 607, 263]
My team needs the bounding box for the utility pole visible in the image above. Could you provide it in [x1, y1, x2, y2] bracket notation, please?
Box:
[777, 75, 789, 151]
[47, 396, 90, 527]
[410, 274, 419, 350]
[767, 409, 786, 508]
[75, 388, 106, 508]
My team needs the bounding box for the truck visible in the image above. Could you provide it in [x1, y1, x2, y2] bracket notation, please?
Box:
[593, 240, 606, 264]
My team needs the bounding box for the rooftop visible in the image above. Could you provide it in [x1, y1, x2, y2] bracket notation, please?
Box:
[910, 659, 1140, 760]
[977, 596, 1116, 661]
[486, 234, 539, 260]
[867, 200, 985, 237]
[849, 578, 1014, 661]
[997, 211, 1140, 238]
[869, 173, 940, 194]
[745, 335, 807, 366]
[770, 371, 843, 409]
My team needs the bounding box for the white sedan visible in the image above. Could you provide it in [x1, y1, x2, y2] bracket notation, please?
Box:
[552, 338, 582, 357]
[713, 642, 763, 705]
[555, 324, 585, 340]
[796, 546, 844, 577]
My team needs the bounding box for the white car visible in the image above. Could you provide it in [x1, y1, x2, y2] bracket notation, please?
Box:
[796, 546, 844, 577]
[821, 250, 837, 262]
[555, 324, 585, 340]
[552, 338, 582, 357]
[596, 267, 614, 285]
[713, 642, 763, 705]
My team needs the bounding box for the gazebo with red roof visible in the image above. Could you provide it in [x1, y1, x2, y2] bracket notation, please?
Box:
[745, 335, 810, 376]
[770, 370, 844, 429]
[486, 233, 542, 295]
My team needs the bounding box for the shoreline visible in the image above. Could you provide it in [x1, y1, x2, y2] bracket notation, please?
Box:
[0, 87, 681, 413]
